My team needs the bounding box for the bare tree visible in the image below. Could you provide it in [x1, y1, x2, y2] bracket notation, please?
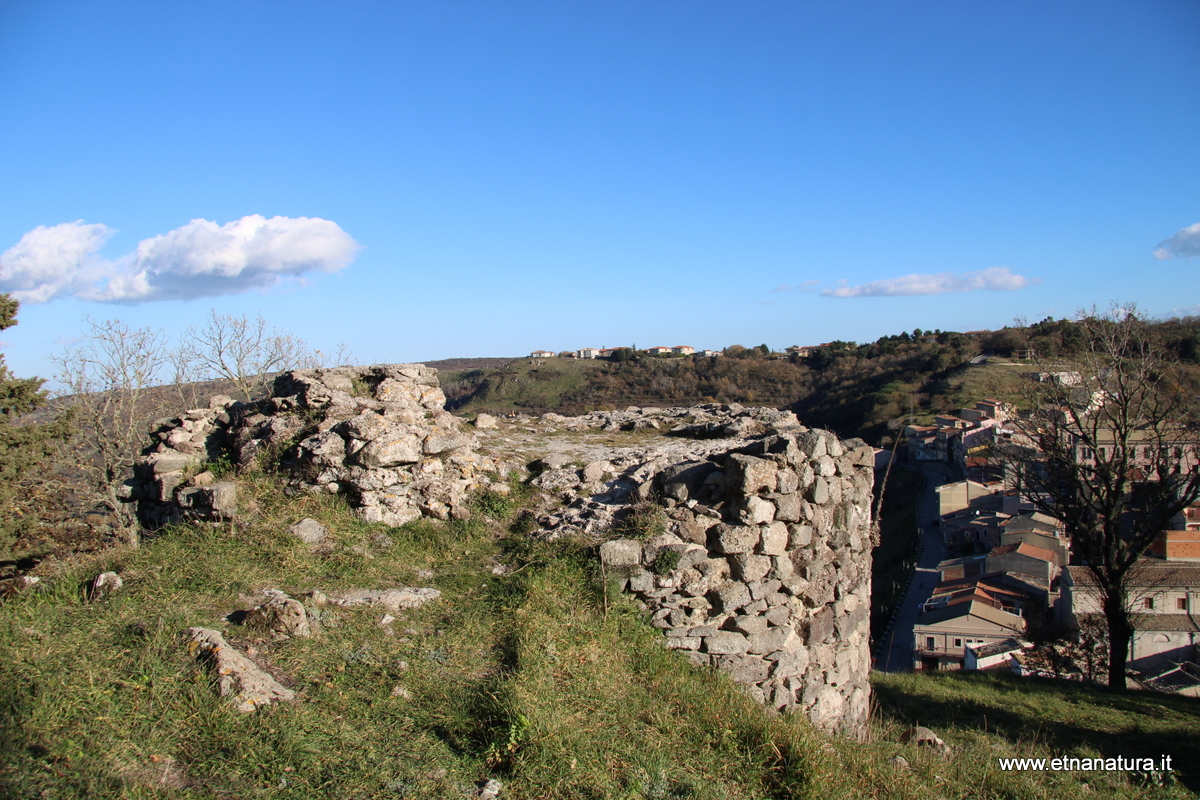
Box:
[180, 310, 320, 401]
[1007, 304, 1200, 688]
[52, 318, 171, 540]
[314, 341, 357, 369]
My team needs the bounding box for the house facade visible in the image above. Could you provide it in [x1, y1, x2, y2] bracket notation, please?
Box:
[1061, 561, 1200, 670]
[913, 600, 1026, 670]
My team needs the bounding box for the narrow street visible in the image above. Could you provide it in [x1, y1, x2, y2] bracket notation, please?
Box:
[877, 463, 951, 672]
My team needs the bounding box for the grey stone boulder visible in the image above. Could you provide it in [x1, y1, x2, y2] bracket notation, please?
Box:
[901, 726, 952, 758]
[243, 589, 312, 638]
[85, 571, 123, 602]
[288, 518, 329, 545]
[599, 539, 643, 567]
[177, 482, 237, 520]
[326, 587, 441, 611]
[726, 454, 777, 495]
[184, 627, 296, 712]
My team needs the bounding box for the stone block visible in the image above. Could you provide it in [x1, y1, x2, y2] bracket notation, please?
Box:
[729, 615, 769, 636]
[739, 496, 776, 525]
[599, 539, 643, 567]
[710, 524, 758, 555]
[770, 494, 802, 522]
[716, 654, 771, 683]
[704, 631, 750, 655]
[726, 454, 777, 494]
[710, 581, 751, 613]
[749, 579, 781, 600]
[808, 605, 836, 645]
[628, 570, 654, 593]
[807, 477, 830, 504]
[788, 524, 813, 548]
[758, 521, 788, 554]
[770, 647, 810, 678]
[748, 626, 799, 654]
[288, 518, 329, 545]
[770, 555, 794, 581]
[730, 554, 772, 582]
[765, 605, 791, 627]
[797, 430, 827, 459]
[665, 637, 702, 650]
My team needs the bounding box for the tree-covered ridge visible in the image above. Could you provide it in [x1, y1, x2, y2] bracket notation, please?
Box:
[446, 317, 1200, 447]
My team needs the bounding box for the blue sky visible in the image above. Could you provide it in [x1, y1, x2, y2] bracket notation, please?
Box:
[2, 0, 1198, 384]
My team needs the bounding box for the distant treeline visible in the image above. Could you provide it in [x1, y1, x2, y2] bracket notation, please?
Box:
[446, 317, 1200, 446]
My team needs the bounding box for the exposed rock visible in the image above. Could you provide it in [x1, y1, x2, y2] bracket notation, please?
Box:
[242, 590, 312, 638]
[128, 365, 497, 529]
[599, 539, 642, 567]
[473, 413, 498, 429]
[184, 627, 296, 712]
[85, 571, 123, 602]
[325, 587, 442, 611]
[902, 725, 952, 758]
[288, 518, 329, 546]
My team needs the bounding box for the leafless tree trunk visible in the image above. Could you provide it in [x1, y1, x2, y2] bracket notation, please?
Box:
[1005, 304, 1200, 688]
[51, 318, 172, 543]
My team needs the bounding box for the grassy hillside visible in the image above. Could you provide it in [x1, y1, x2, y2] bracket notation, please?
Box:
[2, 468, 1195, 799]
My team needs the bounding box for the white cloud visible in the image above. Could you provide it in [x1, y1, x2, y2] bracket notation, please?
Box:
[771, 280, 821, 293]
[1153, 222, 1200, 260]
[0, 215, 361, 303]
[0, 221, 115, 303]
[820, 267, 1038, 298]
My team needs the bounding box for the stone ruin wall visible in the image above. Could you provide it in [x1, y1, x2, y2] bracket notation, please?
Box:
[594, 428, 875, 737]
[124, 365, 874, 737]
[125, 364, 517, 529]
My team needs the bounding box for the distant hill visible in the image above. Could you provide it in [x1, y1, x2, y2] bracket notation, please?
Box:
[419, 357, 517, 371]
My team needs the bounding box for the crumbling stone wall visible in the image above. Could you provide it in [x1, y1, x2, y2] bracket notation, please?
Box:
[125, 365, 512, 528]
[128, 369, 874, 737]
[589, 422, 876, 737]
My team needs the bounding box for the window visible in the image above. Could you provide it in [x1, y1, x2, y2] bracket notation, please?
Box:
[1143, 597, 1155, 610]
[954, 638, 962, 648]
[926, 637, 936, 650]
[1179, 598, 1188, 611]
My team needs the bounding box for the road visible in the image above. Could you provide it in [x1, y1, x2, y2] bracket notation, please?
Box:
[877, 463, 951, 672]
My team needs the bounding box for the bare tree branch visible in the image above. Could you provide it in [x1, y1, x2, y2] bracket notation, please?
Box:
[180, 311, 318, 401]
[1004, 303, 1200, 688]
[51, 318, 171, 541]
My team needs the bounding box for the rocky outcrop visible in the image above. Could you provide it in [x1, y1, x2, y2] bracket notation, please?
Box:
[126, 365, 513, 529]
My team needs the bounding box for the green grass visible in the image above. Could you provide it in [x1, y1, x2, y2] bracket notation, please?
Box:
[442, 358, 610, 414]
[1, 470, 1197, 799]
